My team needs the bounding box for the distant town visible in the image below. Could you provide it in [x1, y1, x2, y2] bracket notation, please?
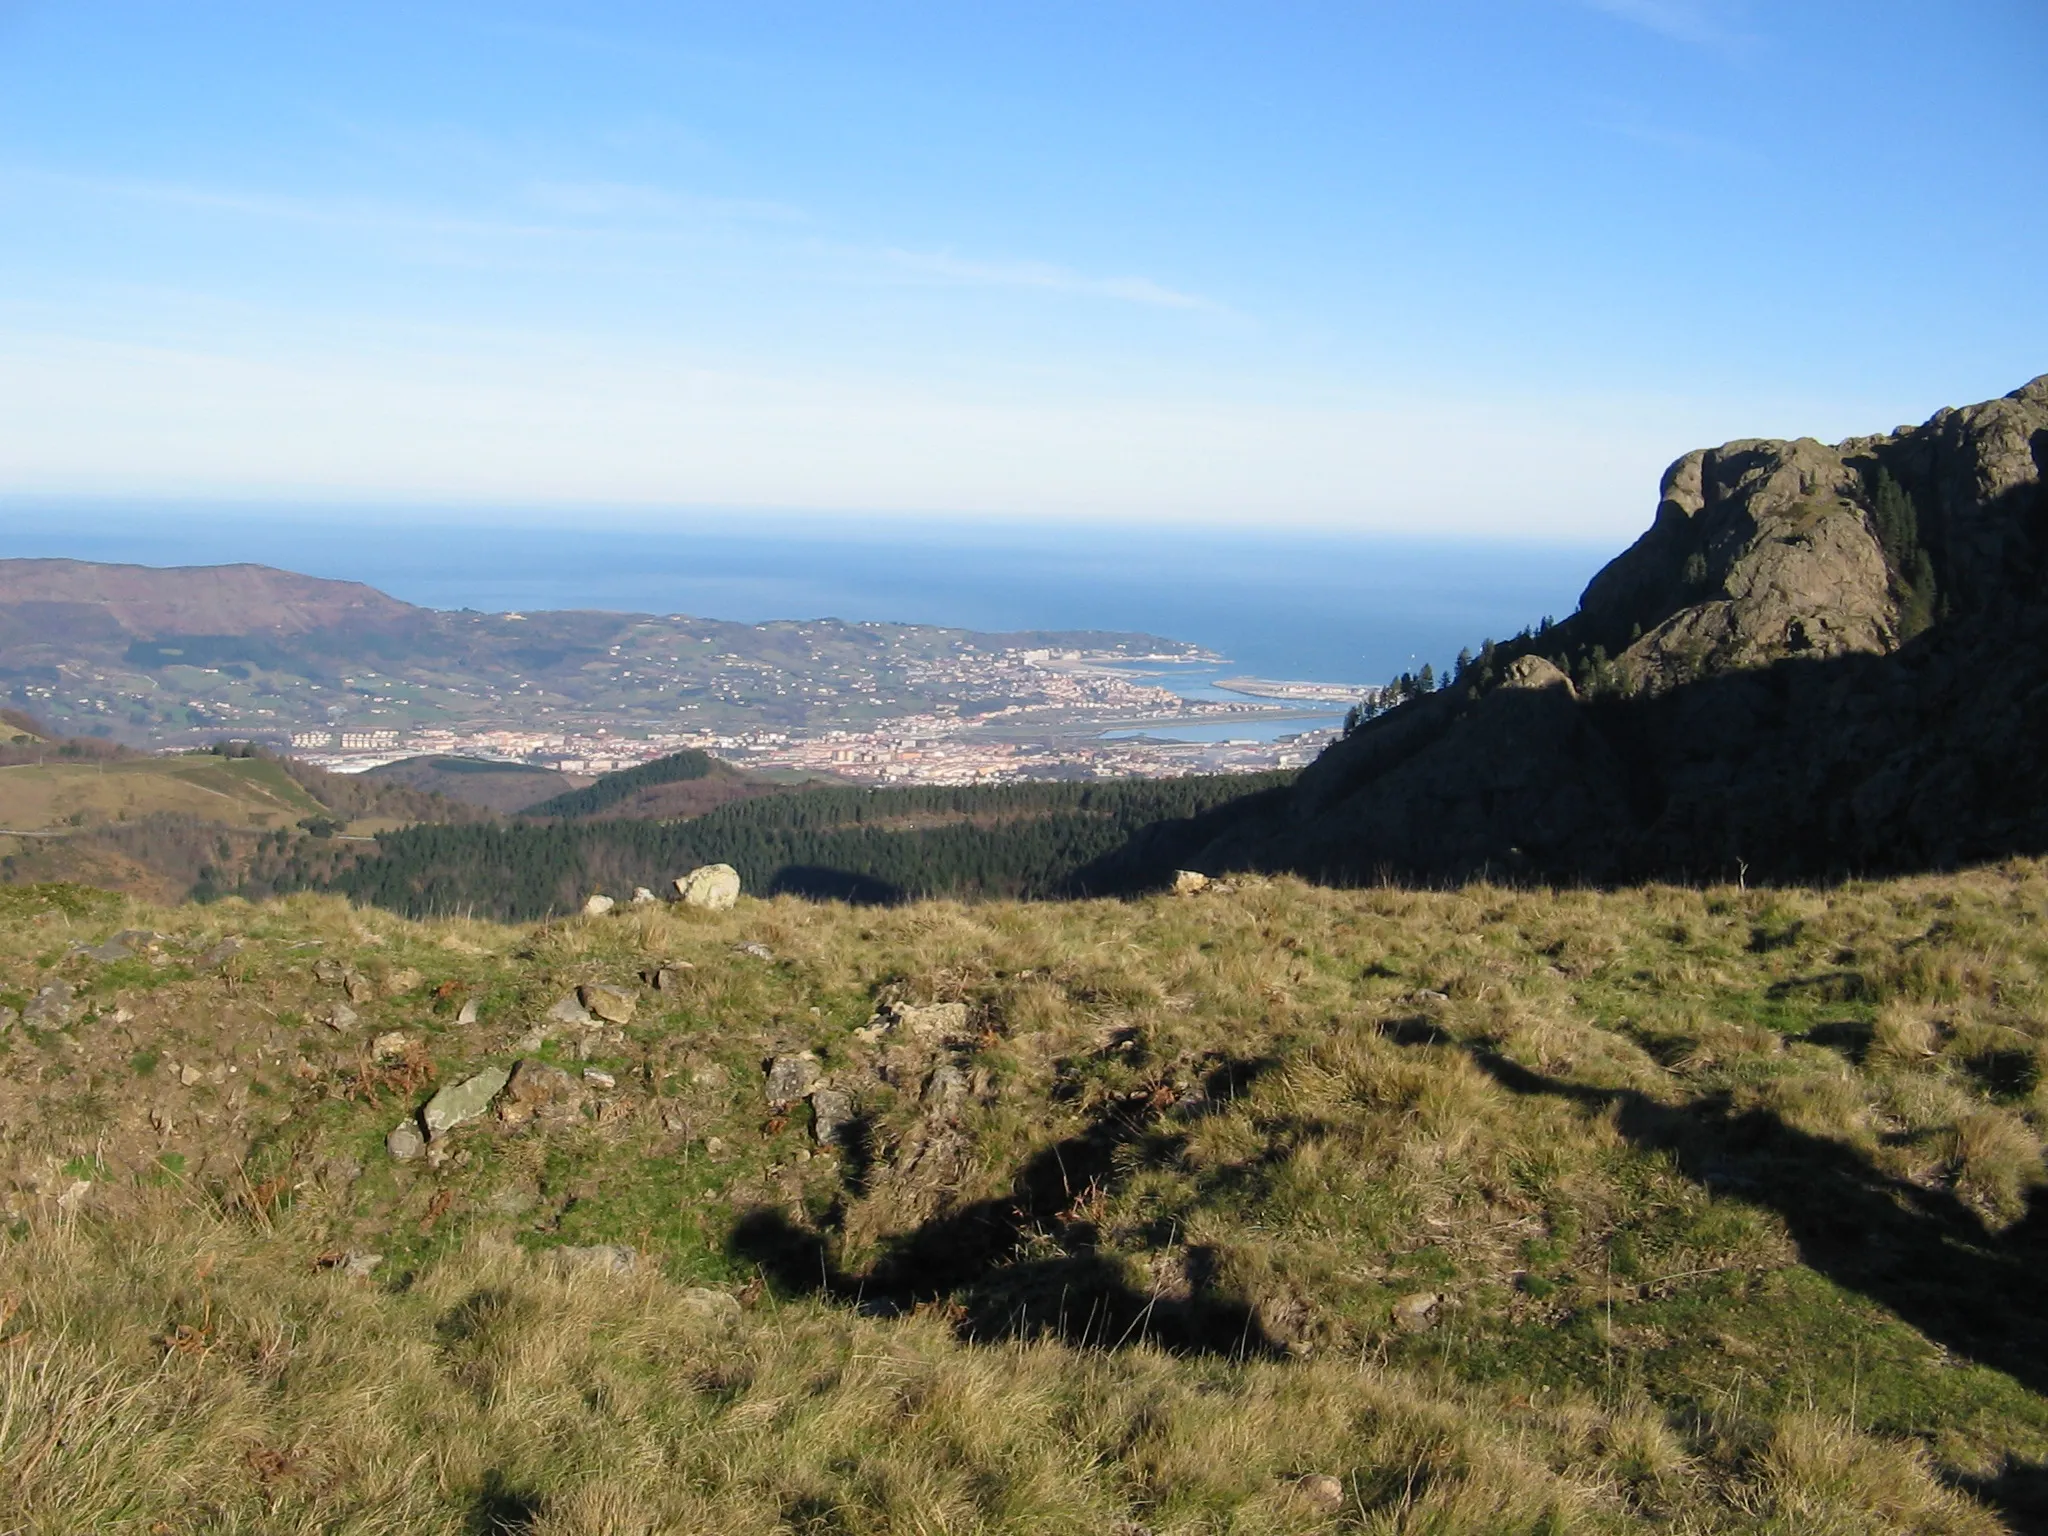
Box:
[283, 647, 1357, 784]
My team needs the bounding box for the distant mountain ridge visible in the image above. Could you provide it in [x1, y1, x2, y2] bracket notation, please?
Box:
[0, 556, 1202, 744]
[0, 557, 417, 637]
[1117, 374, 2048, 886]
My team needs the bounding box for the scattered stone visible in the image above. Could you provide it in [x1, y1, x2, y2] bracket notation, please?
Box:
[386, 1120, 425, 1162]
[22, 983, 74, 1029]
[735, 941, 774, 960]
[579, 984, 637, 1025]
[312, 957, 346, 985]
[198, 937, 245, 970]
[341, 1250, 383, 1280]
[692, 1062, 729, 1088]
[922, 1061, 972, 1115]
[422, 1065, 512, 1139]
[1171, 869, 1210, 894]
[644, 962, 695, 993]
[765, 1053, 821, 1106]
[583, 1067, 617, 1090]
[630, 886, 659, 905]
[320, 1155, 363, 1189]
[371, 1031, 417, 1061]
[809, 1086, 855, 1146]
[511, 1028, 548, 1054]
[549, 1244, 638, 1277]
[704, 1136, 728, 1158]
[495, 1059, 583, 1127]
[674, 862, 741, 910]
[1295, 1474, 1345, 1513]
[886, 1000, 970, 1040]
[317, 1001, 360, 1032]
[178, 1063, 205, 1087]
[84, 930, 152, 963]
[546, 993, 596, 1029]
[660, 1107, 690, 1133]
[0, 1006, 16, 1034]
[56, 1179, 91, 1213]
[343, 970, 376, 1005]
[456, 998, 479, 1025]
[581, 894, 616, 917]
[1416, 989, 1450, 1004]
[383, 966, 423, 997]
[679, 1286, 743, 1325]
[1392, 1291, 1442, 1332]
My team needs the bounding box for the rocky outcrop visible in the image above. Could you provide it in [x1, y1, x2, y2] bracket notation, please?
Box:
[1167, 376, 2048, 886]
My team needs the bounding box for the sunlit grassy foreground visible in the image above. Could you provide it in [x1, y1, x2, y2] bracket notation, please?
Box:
[2, 866, 2045, 1532]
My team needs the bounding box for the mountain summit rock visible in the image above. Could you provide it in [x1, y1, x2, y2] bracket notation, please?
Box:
[1154, 374, 2048, 886]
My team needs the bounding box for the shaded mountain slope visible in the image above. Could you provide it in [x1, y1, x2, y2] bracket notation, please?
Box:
[1132, 375, 2048, 888]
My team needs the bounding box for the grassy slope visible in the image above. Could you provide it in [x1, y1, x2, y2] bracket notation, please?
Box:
[0, 754, 327, 833]
[2, 868, 2045, 1531]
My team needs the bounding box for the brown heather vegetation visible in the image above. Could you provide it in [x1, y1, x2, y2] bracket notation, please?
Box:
[2, 864, 2047, 1532]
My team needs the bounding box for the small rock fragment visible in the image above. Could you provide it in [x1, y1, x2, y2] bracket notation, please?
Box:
[318, 1001, 359, 1032]
[704, 1136, 728, 1158]
[341, 1250, 383, 1279]
[579, 984, 637, 1025]
[735, 941, 774, 960]
[456, 998, 479, 1025]
[387, 1120, 426, 1161]
[674, 863, 741, 910]
[495, 1059, 583, 1127]
[343, 970, 376, 1005]
[22, 982, 75, 1030]
[422, 1065, 512, 1139]
[383, 966, 423, 997]
[0, 1006, 15, 1033]
[809, 1086, 855, 1146]
[583, 1067, 617, 1090]
[547, 993, 596, 1029]
[1392, 1291, 1442, 1332]
[630, 886, 658, 905]
[1296, 1474, 1345, 1513]
[1171, 869, 1210, 894]
[871, 1000, 969, 1040]
[199, 937, 245, 970]
[371, 1030, 417, 1061]
[581, 894, 616, 917]
[312, 958, 345, 985]
[765, 1053, 821, 1106]
[644, 962, 695, 993]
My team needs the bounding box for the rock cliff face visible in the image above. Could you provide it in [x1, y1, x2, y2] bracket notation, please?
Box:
[1160, 375, 2048, 885]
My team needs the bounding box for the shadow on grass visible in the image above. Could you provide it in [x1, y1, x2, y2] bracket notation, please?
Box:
[729, 1055, 1284, 1359]
[1421, 1038, 2048, 1532]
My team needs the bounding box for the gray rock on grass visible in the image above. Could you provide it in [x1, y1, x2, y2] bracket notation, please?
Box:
[765, 1053, 821, 1106]
[579, 984, 637, 1025]
[546, 993, 595, 1029]
[422, 1065, 512, 1140]
[23, 983, 74, 1029]
[581, 894, 616, 917]
[809, 1086, 855, 1146]
[387, 1120, 426, 1162]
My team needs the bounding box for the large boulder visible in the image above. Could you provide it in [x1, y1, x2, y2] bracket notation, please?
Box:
[674, 863, 741, 910]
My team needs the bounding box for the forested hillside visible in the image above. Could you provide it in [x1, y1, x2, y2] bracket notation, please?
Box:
[327, 773, 1293, 917]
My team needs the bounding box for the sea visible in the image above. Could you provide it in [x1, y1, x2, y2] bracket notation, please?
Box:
[5, 502, 1607, 739]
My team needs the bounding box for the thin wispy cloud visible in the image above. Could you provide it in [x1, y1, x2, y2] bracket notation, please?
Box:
[523, 180, 804, 226]
[1578, 0, 1755, 54]
[878, 249, 1229, 315]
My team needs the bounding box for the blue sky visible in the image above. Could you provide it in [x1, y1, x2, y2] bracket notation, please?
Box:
[0, 1, 2041, 537]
